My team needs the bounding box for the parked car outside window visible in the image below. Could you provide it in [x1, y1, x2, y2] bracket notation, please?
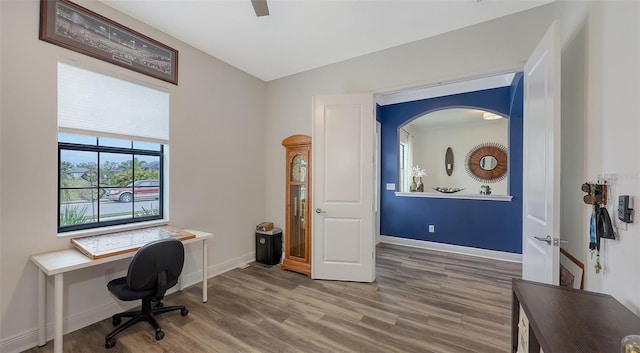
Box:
[106, 179, 160, 202]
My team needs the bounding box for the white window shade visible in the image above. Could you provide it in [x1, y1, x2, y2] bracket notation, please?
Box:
[58, 62, 169, 142]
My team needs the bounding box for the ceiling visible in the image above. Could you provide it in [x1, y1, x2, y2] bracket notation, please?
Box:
[98, 0, 551, 82]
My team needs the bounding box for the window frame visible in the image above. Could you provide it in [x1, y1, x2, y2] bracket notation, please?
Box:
[399, 142, 408, 192]
[58, 137, 165, 233]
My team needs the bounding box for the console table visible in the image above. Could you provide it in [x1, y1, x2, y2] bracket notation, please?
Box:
[512, 278, 640, 353]
[30, 229, 213, 353]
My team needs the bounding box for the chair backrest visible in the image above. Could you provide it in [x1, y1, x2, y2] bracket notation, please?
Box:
[126, 238, 184, 294]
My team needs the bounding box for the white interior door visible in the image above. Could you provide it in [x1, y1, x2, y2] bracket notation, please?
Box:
[522, 21, 561, 284]
[312, 94, 375, 282]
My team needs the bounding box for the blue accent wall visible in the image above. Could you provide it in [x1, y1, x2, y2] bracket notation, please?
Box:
[379, 78, 524, 254]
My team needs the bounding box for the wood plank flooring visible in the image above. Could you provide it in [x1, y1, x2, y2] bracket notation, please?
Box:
[23, 243, 521, 353]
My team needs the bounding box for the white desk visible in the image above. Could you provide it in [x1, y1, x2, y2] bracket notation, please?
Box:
[30, 229, 213, 353]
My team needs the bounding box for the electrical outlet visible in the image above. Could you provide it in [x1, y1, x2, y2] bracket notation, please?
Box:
[428, 225, 435, 233]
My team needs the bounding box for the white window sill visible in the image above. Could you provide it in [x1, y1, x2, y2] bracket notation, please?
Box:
[395, 192, 513, 202]
[57, 219, 170, 238]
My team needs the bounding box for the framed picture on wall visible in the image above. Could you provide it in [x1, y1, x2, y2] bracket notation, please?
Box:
[559, 248, 584, 290]
[39, 0, 178, 85]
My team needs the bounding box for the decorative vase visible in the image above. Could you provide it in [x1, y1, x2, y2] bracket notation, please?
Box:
[410, 177, 417, 192]
[416, 177, 424, 192]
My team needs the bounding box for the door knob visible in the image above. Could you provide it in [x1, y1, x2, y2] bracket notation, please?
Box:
[315, 208, 326, 214]
[534, 235, 568, 246]
[534, 235, 552, 245]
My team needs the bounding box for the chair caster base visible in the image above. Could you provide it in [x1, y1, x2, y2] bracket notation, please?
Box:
[105, 337, 116, 349]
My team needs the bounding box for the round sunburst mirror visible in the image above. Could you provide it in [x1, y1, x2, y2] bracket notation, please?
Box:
[464, 143, 508, 182]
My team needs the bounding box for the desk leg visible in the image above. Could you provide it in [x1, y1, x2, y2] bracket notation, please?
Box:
[54, 274, 63, 353]
[178, 272, 184, 291]
[38, 270, 46, 347]
[202, 239, 208, 303]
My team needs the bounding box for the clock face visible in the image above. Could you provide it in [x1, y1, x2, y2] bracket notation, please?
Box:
[291, 155, 306, 182]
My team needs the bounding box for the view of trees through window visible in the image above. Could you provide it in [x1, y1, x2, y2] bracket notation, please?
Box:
[58, 133, 164, 232]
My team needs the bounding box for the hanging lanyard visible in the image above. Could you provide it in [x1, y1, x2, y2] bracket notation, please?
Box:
[589, 206, 602, 273]
[589, 206, 597, 252]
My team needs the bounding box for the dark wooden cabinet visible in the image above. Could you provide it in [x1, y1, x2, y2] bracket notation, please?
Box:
[512, 278, 640, 353]
[281, 135, 311, 277]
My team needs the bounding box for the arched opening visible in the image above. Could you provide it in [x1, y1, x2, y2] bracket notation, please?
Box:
[398, 107, 509, 194]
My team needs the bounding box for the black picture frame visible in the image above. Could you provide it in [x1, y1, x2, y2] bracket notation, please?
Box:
[40, 0, 178, 85]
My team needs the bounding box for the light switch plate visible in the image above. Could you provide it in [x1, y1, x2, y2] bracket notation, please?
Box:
[386, 183, 395, 190]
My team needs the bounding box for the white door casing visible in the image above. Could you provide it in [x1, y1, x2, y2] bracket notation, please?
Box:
[312, 94, 375, 282]
[375, 121, 381, 244]
[522, 21, 561, 284]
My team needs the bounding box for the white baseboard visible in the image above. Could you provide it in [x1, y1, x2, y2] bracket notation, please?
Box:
[0, 251, 255, 353]
[0, 300, 135, 353]
[209, 251, 256, 277]
[0, 330, 38, 353]
[379, 235, 522, 263]
[0, 330, 37, 353]
[180, 251, 255, 287]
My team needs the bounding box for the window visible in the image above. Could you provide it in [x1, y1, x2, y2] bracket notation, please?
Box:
[57, 61, 169, 233]
[399, 142, 408, 192]
[59, 134, 164, 232]
[398, 128, 412, 192]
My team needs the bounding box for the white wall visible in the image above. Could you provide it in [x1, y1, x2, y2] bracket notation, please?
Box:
[264, 4, 556, 232]
[411, 119, 508, 194]
[0, 2, 3, 346]
[558, 0, 640, 314]
[0, 1, 266, 351]
[5, 0, 638, 351]
[263, 0, 640, 315]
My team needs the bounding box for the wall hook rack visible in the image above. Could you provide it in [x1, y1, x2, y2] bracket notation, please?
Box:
[581, 181, 607, 206]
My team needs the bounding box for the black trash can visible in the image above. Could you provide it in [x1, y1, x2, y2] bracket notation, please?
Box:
[255, 228, 282, 266]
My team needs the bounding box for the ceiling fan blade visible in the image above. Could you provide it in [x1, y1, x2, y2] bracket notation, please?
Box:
[251, 0, 269, 17]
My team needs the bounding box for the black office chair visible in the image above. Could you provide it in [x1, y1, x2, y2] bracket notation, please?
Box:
[105, 238, 189, 348]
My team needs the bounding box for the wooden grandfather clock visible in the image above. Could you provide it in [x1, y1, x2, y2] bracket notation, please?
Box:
[281, 135, 311, 277]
